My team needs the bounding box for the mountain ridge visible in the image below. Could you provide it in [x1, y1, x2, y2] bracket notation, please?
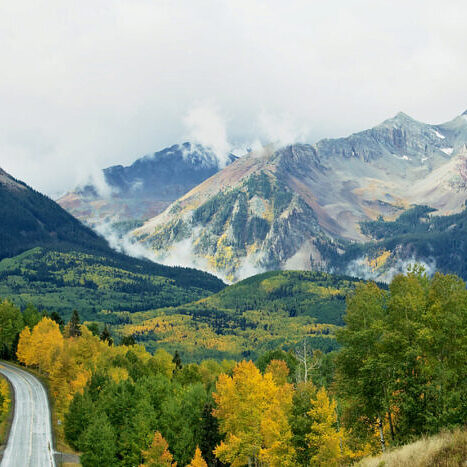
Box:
[58, 142, 237, 228]
[130, 110, 467, 281]
[0, 167, 110, 260]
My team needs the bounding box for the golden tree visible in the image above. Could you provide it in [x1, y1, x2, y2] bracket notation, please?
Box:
[213, 360, 295, 466]
[140, 431, 176, 467]
[307, 386, 347, 466]
[187, 447, 207, 467]
[17, 317, 63, 372]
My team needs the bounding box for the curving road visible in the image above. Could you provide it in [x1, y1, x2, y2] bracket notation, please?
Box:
[0, 362, 55, 467]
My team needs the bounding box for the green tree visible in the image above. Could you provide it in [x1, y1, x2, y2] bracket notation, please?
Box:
[289, 381, 318, 465]
[64, 392, 93, 450]
[22, 303, 41, 329]
[68, 309, 81, 337]
[172, 351, 182, 373]
[0, 300, 23, 359]
[336, 281, 389, 451]
[49, 311, 64, 327]
[121, 335, 136, 346]
[100, 325, 113, 346]
[336, 268, 467, 448]
[80, 413, 118, 467]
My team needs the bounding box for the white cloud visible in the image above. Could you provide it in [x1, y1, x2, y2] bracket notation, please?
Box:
[0, 0, 466, 194]
[258, 111, 309, 147]
[183, 104, 231, 167]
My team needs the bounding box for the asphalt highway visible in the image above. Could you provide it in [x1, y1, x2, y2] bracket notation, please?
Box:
[0, 362, 55, 467]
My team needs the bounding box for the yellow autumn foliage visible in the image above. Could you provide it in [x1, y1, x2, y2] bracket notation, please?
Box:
[186, 446, 207, 467]
[140, 431, 177, 467]
[17, 317, 63, 372]
[213, 360, 296, 466]
[0, 377, 10, 418]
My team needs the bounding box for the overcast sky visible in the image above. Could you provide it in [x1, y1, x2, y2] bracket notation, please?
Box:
[1, 0, 467, 195]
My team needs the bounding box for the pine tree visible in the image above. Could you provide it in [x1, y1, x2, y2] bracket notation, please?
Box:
[100, 325, 113, 346]
[199, 401, 222, 466]
[50, 311, 64, 326]
[64, 392, 93, 450]
[80, 413, 118, 467]
[69, 309, 81, 337]
[172, 351, 182, 373]
[121, 335, 136, 346]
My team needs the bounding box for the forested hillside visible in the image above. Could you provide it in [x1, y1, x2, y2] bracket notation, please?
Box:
[0, 246, 224, 321]
[118, 271, 366, 361]
[0, 168, 225, 322]
[329, 204, 467, 280]
[0, 168, 109, 259]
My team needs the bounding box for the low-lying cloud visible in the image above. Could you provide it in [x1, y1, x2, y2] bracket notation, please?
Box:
[345, 256, 437, 283]
[183, 104, 232, 167]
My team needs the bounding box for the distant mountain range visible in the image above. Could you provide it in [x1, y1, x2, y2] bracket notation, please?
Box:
[58, 142, 236, 229]
[128, 110, 467, 281]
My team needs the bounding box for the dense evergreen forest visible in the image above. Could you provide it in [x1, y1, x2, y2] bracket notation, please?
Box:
[1, 267, 465, 466]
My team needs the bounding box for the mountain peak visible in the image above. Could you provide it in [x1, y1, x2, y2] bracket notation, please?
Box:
[462, 109, 467, 116]
[379, 112, 417, 128]
[0, 168, 27, 192]
[394, 111, 414, 121]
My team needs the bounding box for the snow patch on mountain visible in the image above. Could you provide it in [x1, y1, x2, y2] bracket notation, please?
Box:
[433, 129, 445, 139]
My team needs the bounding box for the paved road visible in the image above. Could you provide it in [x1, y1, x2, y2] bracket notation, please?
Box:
[0, 362, 55, 467]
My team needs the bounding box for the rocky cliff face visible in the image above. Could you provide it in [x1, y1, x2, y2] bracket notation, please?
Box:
[57, 143, 235, 229]
[132, 111, 467, 281]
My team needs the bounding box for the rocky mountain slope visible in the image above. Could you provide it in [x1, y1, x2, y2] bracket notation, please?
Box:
[132, 111, 467, 281]
[58, 142, 236, 229]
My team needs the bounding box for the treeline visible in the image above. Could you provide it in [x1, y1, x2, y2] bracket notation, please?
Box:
[14, 314, 367, 466]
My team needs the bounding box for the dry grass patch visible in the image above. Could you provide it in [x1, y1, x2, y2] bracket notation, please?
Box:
[358, 428, 467, 467]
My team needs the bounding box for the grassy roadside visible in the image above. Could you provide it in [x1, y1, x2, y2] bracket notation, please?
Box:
[0, 373, 12, 447]
[358, 428, 467, 467]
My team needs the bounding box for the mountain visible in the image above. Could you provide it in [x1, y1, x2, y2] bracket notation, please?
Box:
[131, 111, 467, 281]
[0, 168, 109, 260]
[117, 270, 364, 361]
[58, 142, 236, 229]
[0, 168, 225, 320]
